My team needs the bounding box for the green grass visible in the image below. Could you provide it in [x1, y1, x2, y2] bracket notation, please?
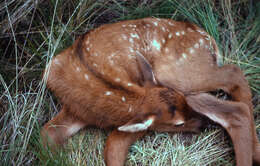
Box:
[0, 0, 260, 165]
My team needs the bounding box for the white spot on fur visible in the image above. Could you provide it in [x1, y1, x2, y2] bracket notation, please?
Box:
[199, 38, 204, 45]
[111, 53, 116, 57]
[161, 27, 166, 32]
[194, 43, 199, 48]
[162, 38, 166, 44]
[115, 78, 120, 82]
[53, 58, 60, 65]
[189, 48, 195, 54]
[86, 47, 90, 51]
[168, 33, 173, 39]
[76, 67, 81, 72]
[176, 32, 180, 36]
[129, 48, 134, 53]
[128, 24, 136, 28]
[118, 117, 154, 132]
[176, 56, 185, 65]
[127, 83, 133, 86]
[105, 91, 112, 96]
[168, 22, 174, 26]
[165, 47, 169, 53]
[122, 96, 126, 102]
[197, 29, 206, 35]
[122, 34, 128, 40]
[129, 38, 134, 43]
[130, 33, 139, 39]
[128, 106, 132, 112]
[181, 31, 185, 35]
[93, 63, 98, 67]
[84, 74, 89, 80]
[152, 39, 161, 51]
[67, 123, 84, 135]
[182, 53, 187, 59]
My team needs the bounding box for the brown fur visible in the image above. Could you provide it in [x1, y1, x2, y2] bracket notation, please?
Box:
[41, 18, 260, 166]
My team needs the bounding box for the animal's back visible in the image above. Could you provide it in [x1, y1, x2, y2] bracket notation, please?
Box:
[77, 17, 221, 92]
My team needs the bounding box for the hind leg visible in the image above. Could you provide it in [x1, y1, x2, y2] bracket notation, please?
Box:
[41, 107, 86, 148]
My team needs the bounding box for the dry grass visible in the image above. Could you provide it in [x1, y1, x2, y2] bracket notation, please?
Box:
[0, 0, 259, 165]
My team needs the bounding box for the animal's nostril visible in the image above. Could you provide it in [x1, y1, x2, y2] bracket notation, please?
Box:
[174, 120, 185, 127]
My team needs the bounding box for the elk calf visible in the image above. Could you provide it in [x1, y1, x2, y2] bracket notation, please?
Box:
[41, 18, 260, 166]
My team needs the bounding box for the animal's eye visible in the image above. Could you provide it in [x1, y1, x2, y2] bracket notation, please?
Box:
[168, 105, 176, 113]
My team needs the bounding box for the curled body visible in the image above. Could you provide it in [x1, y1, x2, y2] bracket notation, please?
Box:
[41, 18, 260, 166]
[45, 18, 212, 129]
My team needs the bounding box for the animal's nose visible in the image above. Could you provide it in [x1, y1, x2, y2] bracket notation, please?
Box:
[174, 120, 185, 127]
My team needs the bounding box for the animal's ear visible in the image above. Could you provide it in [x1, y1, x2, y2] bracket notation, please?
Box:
[118, 114, 157, 133]
[185, 93, 253, 165]
[136, 52, 157, 86]
[185, 93, 236, 128]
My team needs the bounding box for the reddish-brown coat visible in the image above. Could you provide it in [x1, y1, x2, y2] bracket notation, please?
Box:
[41, 18, 260, 166]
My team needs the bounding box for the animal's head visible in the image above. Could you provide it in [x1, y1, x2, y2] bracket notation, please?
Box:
[118, 52, 203, 133]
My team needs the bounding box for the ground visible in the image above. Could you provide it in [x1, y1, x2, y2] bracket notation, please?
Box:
[0, 0, 259, 165]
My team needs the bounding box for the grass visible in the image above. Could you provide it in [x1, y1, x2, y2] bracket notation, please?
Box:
[0, 0, 259, 165]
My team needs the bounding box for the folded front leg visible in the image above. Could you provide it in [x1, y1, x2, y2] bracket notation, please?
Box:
[104, 130, 146, 166]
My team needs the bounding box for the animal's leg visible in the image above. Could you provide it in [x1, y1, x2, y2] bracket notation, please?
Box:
[186, 93, 258, 166]
[41, 107, 86, 148]
[214, 65, 260, 164]
[104, 130, 146, 166]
